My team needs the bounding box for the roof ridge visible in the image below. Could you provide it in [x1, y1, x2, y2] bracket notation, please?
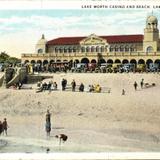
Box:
[47, 34, 144, 45]
[50, 34, 143, 39]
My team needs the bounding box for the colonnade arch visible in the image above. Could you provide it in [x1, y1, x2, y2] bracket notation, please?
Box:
[50, 60, 55, 64]
[37, 60, 42, 64]
[74, 59, 80, 64]
[99, 58, 106, 64]
[26, 58, 160, 68]
[138, 59, 145, 64]
[63, 59, 68, 62]
[146, 59, 153, 67]
[115, 59, 121, 63]
[91, 59, 97, 63]
[43, 60, 48, 65]
[81, 58, 90, 64]
[24, 60, 29, 64]
[122, 59, 129, 64]
[130, 59, 137, 65]
[107, 59, 113, 64]
[155, 59, 160, 64]
[31, 60, 36, 64]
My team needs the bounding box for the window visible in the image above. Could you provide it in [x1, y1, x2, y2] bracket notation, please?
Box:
[64, 48, 67, 53]
[73, 48, 77, 52]
[125, 46, 129, 52]
[81, 47, 85, 52]
[59, 48, 63, 53]
[68, 48, 72, 53]
[110, 46, 114, 52]
[100, 46, 104, 52]
[130, 46, 134, 52]
[96, 46, 99, 52]
[115, 46, 119, 52]
[120, 46, 124, 52]
[146, 46, 153, 53]
[55, 48, 58, 53]
[38, 49, 43, 53]
[86, 47, 90, 52]
[91, 46, 95, 52]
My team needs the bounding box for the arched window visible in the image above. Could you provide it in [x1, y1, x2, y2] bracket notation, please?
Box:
[110, 46, 114, 52]
[55, 48, 58, 53]
[81, 47, 85, 52]
[86, 47, 90, 52]
[100, 46, 104, 52]
[38, 49, 43, 53]
[68, 48, 72, 53]
[105, 46, 108, 52]
[146, 46, 153, 53]
[115, 46, 119, 52]
[59, 48, 63, 53]
[125, 45, 129, 52]
[130, 46, 134, 52]
[96, 46, 99, 52]
[120, 46, 124, 52]
[64, 48, 68, 53]
[73, 47, 77, 52]
[91, 46, 95, 52]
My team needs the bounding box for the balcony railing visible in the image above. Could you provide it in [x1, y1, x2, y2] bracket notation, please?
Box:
[22, 51, 160, 58]
[21, 53, 50, 57]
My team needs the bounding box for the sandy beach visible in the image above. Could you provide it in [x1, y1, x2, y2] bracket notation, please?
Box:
[0, 73, 160, 152]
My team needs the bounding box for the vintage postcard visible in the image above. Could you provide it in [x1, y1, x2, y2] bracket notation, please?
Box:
[0, 0, 160, 159]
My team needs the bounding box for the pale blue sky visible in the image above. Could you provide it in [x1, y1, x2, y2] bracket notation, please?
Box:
[0, 9, 160, 57]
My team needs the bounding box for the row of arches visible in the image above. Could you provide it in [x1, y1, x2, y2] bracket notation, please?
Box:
[51, 45, 136, 53]
[24, 58, 160, 66]
[109, 45, 135, 52]
[54, 46, 107, 53]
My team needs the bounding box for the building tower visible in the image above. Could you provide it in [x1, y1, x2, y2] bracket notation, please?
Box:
[143, 15, 159, 53]
[35, 34, 47, 54]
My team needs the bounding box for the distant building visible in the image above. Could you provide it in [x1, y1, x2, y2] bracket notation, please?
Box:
[21, 15, 160, 67]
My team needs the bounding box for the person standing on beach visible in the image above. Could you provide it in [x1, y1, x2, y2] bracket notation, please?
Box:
[46, 110, 51, 122]
[71, 79, 76, 91]
[122, 89, 125, 95]
[61, 79, 66, 91]
[140, 78, 144, 89]
[0, 121, 3, 135]
[2, 118, 8, 136]
[134, 81, 138, 91]
[45, 110, 51, 137]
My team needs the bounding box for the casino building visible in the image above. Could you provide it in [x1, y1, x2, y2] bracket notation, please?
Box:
[21, 15, 160, 67]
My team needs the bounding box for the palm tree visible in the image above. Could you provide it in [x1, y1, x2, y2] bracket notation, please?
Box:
[0, 51, 9, 63]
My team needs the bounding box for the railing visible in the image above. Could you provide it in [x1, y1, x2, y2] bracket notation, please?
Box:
[22, 53, 50, 57]
[22, 51, 160, 58]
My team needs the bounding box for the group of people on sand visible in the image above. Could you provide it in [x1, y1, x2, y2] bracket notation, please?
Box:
[37, 79, 102, 93]
[0, 118, 8, 136]
[36, 81, 58, 93]
[122, 79, 145, 95]
[61, 79, 102, 93]
[134, 78, 144, 91]
[10, 81, 23, 90]
[88, 84, 102, 93]
[61, 79, 77, 92]
[44, 110, 68, 146]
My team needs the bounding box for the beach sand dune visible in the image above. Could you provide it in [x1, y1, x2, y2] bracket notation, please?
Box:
[0, 73, 160, 152]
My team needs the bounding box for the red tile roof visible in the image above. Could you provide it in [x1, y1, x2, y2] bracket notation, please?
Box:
[47, 34, 143, 45]
[101, 35, 143, 43]
[47, 37, 85, 45]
